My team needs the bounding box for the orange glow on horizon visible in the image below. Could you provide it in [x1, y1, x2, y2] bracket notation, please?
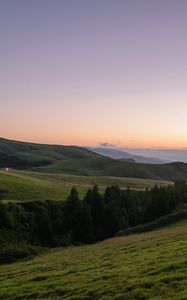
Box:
[2, 132, 187, 149]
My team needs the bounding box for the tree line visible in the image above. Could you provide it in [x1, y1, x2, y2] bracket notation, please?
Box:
[0, 153, 52, 169]
[0, 181, 187, 247]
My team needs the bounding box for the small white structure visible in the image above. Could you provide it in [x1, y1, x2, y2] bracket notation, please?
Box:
[1, 168, 9, 171]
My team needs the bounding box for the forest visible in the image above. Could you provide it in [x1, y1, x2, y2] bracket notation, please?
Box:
[0, 181, 187, 253]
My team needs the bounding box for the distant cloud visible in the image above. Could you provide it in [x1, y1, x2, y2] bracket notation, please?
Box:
[99, 142, 116, 147]
[151, 146, 167, 149]
[151, 146, 187, 150]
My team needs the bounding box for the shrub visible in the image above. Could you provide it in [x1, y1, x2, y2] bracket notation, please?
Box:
[116, 210, 187, 236]
[0, 244, 43, 264]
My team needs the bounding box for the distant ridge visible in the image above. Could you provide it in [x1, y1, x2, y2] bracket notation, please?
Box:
[1, 137, 187, 181]
[89, 147, 168, 164]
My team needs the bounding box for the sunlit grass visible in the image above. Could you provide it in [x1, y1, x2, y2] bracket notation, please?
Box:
[0, 170, 171, 202]
[0, 220, 186, 299]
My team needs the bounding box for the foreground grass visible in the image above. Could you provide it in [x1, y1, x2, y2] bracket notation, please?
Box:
[0, 170, 171, 201]
[0, 221, 187, 299]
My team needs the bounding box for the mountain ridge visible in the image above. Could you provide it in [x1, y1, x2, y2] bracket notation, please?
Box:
[88, 146, 168, 164]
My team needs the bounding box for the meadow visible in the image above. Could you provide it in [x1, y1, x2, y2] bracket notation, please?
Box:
[0, 219, 186, 299]
[0, 170, 172, 202]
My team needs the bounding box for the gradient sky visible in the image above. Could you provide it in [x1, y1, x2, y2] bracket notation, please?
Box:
[1, 0, 187, 147]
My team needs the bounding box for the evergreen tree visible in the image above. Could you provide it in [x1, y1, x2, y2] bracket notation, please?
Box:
[84, 186, 105, 240]
[72, 202, 93, 243]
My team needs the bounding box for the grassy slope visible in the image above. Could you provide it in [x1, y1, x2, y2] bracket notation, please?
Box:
[0, 137, 99, 161]
[0, 220, 187, 299]
[1, 138, 187, 181]
[0, 170, 171, 201]
[0, 137, 100, 171]
[35, 157, 187, 181]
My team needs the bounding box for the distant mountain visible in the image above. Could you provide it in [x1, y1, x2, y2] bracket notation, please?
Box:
[1, 138, 187, 181]
[89, 147, 168, 164]
[121, 148, 187, 163]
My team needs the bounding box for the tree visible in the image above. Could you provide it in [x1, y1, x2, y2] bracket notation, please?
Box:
[84, 186, 105, 240]
[63, 187, 81, 242]
[72, 202, 93, 243]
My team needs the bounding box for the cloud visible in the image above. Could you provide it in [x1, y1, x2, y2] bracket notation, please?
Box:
[99, 142, 116, 147]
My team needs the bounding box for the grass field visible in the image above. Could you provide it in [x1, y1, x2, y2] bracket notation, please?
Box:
[0, 220, 186, 299]
[0, 170, 172, 201]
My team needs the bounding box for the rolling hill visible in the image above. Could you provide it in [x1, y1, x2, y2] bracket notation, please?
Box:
[0, 219, 187, 299]
[1, 138, 187, 181]
[0, 169, 171, 201]
[0, 137, 99, 166]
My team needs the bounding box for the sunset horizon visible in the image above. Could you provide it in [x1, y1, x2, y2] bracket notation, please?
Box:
[1, 0, 187, 149]
[1, 134, 187, 149]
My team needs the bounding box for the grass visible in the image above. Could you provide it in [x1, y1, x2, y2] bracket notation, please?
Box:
[0, 170, 172, 201]
[0, 220, 187, 299]
[34, 156, 187, 181]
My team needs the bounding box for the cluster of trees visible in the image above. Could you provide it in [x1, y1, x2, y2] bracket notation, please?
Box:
[0, 182, 187, 247]
[61, 182, 187, 243]
[0, 153, 52, 169]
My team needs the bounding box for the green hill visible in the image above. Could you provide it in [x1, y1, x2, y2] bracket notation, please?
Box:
[1, 138, 187, 181]
[0, 137, 99, 168]
[0, 169, 171, 202]
[0, 220, 187, 299]
[37, 156, 187, 181]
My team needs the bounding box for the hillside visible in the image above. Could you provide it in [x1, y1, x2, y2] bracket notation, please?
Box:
[0, 170, 171, 202]
[0, 220, 187, 299]
[34, 158, 187, 181]
[0, 137, 100, 168]
[1, 138, 187, 181]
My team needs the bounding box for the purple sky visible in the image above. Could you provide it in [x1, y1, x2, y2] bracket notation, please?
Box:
[1, 0, 187, 147]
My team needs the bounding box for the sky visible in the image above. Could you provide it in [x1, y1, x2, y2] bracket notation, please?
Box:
[0, 0, 187, 148]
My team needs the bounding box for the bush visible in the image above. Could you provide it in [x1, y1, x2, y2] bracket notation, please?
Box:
[0, 244, 43, 264]
[0, 204, 14, 228]
[116, 210, 187, 236]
